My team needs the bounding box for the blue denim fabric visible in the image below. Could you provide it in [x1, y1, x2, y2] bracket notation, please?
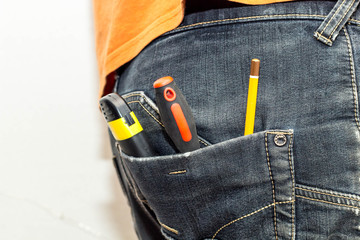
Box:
[111, 1, 360, 239]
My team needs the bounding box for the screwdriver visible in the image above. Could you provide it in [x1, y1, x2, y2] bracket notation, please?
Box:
[154, 76, 200, 153]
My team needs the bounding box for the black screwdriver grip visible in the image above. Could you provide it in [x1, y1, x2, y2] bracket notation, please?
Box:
[154, 76, 200, 153]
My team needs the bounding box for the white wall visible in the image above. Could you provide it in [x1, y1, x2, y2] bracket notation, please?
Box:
[0, 1, 137, 239]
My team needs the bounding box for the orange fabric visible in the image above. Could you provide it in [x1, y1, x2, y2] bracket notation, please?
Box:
[94, 0, 293, 97]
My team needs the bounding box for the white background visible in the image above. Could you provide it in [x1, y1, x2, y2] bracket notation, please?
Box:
[0, 1, 137, 239]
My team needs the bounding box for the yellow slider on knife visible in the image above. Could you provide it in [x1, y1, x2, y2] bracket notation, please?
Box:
[244, 59, 260, 136]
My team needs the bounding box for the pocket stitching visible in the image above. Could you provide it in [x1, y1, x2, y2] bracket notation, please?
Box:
[288, 134, 295, 239]
[295, 186, 360, 202]
[160, 222, 179, 235]
[265, 131, 295, 240]
[211, 200, 295, 240]
[168, 170, 187, 175]
[127, 99, 165, 127]
[265, 132, 279, 240]
[296, 195, 360, 210]
[343, 27, 360, 133]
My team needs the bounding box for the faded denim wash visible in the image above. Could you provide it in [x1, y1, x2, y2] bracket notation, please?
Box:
[110, 1, 360, 239]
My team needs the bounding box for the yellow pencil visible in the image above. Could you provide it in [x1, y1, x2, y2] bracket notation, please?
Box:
[244, 59, 260, 136]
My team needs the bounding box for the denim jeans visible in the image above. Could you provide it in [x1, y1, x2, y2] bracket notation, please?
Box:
[110, 1, 360, 239]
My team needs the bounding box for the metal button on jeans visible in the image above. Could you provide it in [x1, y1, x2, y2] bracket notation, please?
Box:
[274, 134, 287, 147]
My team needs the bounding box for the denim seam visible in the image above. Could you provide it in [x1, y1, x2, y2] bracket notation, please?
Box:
[287, 134, 295, 240]
[123, 92, 160, 117]
[318, 0, 347, 36]
[174, 14, 327, 32]
[295, 186, 360, 202]
[115, 143, 150, 204]
[118, 150, 147, 203]
[167, 14, 360, 39]
[114, 148, 138, 199]
[265, 132, 278, 240]
[168, 170, 187, 175]
[127, 100, 165, 127]
[211, 200, 295, 240]
[115, 151, 159, 227]
[329, 0, 356, 39]
[266, 131, 293, 135]
[160, 223, 179, 235]
[124, 92, 160, 113]
[314, 32, 333, 44]
[118, 153, 166, 231]
[296, 195, 360, 210]
[343, 27, 360, 131]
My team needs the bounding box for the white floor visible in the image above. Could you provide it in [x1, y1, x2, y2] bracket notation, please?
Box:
[0, 1, 137, 239]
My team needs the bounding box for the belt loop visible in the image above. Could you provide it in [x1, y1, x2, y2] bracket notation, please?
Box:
[314, 0, 359, 46]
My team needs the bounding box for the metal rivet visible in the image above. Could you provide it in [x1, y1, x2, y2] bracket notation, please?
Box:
[274, 134, 287, 147]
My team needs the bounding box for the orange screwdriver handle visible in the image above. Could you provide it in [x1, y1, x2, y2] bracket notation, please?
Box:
[154, 76, 200, 153]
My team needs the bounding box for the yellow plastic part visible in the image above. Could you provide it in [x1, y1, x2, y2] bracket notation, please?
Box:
[108, 111, 143, 140]
[244, 76, 259, 136]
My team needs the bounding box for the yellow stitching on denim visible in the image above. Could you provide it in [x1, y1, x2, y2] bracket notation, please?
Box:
[314, 32, 333, 44]
[127, 100, 165, 127]
[265, 132, 278, 240]
[277, 200, 296, 205]
[160, 223, 179, 235]
[127, 100, 162, 126]
[126, 100, 138, 104]
[296, 195, 360, 210]
[350, 18, 360, 23]
[199, 139, 209, 146]
[287, 134, 295, 240]
[211, 203, 274, 239]
[266, 131, 295, 239]
[211, 200, 295, 239]
[266, 131, 293, 135]
[344, 28, 360, 132]
[127, 93, 156, 111]
[169, 170, 187, 175]
[175, 14, 326, 31]
[319, 0, 347, 35]
[123, 93, 141, 98]
[124, 93, 161, 114]
[329, 0, 356, 39]
[295, 186, 360, 202]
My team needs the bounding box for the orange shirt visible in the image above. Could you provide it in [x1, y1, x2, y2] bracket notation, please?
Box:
[94, 0, 293, 97]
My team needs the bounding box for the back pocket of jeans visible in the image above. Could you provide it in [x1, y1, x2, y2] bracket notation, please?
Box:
[119, 129, 296, 240]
